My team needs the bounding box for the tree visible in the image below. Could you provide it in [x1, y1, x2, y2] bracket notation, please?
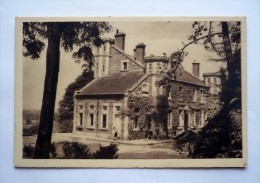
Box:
[58, 69, 94, 132]
[23, 22, 111, 158]
[158, 21, 242, 157]
[155, 95, 170, 139]
[58, 69, 94, 121]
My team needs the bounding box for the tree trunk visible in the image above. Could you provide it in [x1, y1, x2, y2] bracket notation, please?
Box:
[33, 23, 62, 158]
[221, 22, 236, 104]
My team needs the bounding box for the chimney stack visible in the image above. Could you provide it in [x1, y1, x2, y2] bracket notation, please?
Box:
[114, 30, 126, 51]
[192, 62, 200, 78]
[135, 43, 146, 63]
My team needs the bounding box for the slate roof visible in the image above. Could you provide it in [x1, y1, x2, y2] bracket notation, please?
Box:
[173, 69, 207, 88]
[78, 71, 146, 96]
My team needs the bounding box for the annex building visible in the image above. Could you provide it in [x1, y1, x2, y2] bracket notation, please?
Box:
[73, 30, 219, 140]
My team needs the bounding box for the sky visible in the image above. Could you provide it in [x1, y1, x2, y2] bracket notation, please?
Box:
[23, 21, 224, 110]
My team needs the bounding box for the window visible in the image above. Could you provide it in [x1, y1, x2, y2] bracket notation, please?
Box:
[142, 82, 149, 93]
[103, 45, 106, 51]
[89, 114, 94, 127]
[79, 113, 83, 126]
[121, 60, 129, 71]
[78, 105, 83, 110]
[193, 89, 197, 102]
[102, 114, 107, 128]
[123, 62, 128, 70]
[103, 106, 107, 111]
[134, 117, 138, 129]
[201, 91, 206, 103]
[115, 106, 120, 112]
[90, 105, 94, 110]
[167, 113, 172, 128]
[102, 65, 105, 72]
[208, 78, 210, 83]
[214, 77, 217, 83]
[179, 86, 182, 93]
[149, 63, 152, 72]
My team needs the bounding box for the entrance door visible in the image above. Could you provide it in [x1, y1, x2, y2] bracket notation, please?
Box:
[184, 111, 189, 132]
[114, 115, 122, 137]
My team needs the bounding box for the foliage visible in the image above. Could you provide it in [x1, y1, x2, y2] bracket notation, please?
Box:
[23, 144, 34, 158]
[93, 144, 119, 159]
[23, 123, 39, 136]
[122, 96, 154, 139]
[190, 106, 242, 158]
[62, 142, 92, 159]
[58, 119, 73, 133]
[62, 142, 119, 159]
[58, 70, 94, 123]
[49, 143, 57, 158]
[155, 95, 170, 138]
[173, 131, 197, 153]
[23, 22, 112, 158]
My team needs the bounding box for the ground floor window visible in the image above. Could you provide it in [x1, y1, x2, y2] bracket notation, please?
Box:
[134, 116, 138, 129]
[79, 113, 83, 126]
[102, 114, 107, 128]
[89, 113, 94, 127]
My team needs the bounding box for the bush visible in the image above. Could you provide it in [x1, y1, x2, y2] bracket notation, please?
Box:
[190, 107, 242, 158]
[23, 123, 39, 136]
[62, 142, 92, 159]
[173, 130, 197, 153]
[59, 120, 73, 133]
[23, 144, 34, 158]
[93, 144, 119, 159]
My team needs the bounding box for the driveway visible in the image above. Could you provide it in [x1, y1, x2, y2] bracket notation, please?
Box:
[23, 133, 186, 159]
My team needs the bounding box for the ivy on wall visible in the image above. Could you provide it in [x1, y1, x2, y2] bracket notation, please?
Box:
[121, 96, 154, 135]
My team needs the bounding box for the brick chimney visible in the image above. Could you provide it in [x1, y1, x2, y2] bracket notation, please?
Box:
[135, 43, 146, 63]
[114, 29, 126, 51]
[192, 62, 200, 78]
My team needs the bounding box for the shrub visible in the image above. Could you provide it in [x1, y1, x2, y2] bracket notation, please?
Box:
[59, 120, 73, 133]
[173, 130, 197, 153]
[93, 144, 119, 159]
[23, 144, 34, 158]
[62, 142, 92, 159]
[23, 123, 39, 136]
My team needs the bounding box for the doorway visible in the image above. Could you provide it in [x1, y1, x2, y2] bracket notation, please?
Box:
[184, 110, 189, 132]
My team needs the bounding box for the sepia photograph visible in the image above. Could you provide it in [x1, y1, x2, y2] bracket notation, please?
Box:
[15, 17, 246, 167]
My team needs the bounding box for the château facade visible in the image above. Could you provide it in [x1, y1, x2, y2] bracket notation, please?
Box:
[73, 30, 219, 140]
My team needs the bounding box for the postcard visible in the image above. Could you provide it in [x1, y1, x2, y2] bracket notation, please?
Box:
[15, 17, 247, 167]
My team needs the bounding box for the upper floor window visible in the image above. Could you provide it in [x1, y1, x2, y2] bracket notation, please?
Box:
[149, 63, 153, 72]
[179, 86, 182, 93]
[78, 105, 83, 110]
[115, 106, 120, 112]
[142, 82, 149, 93]
[102, 64, 105, 72]
[193, 89, 197, 102]
[208, 78, 210, 83]
[214, 77, 217, 83]
[201, 91, 206, 103]
[103, 45, 106, 51]
[89, 105, 94, 110]
[103, 106, 108, 111]
[121, 60, 129, 71]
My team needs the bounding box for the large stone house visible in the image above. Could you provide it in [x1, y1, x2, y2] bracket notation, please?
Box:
[73, 30, 218, 140]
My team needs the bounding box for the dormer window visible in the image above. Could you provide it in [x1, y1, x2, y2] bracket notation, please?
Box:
[142, 82, 149, 93]
[121, 60, 129, 71]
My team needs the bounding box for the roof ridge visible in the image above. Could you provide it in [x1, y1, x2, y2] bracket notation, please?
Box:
[111, 45, 145, 69]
